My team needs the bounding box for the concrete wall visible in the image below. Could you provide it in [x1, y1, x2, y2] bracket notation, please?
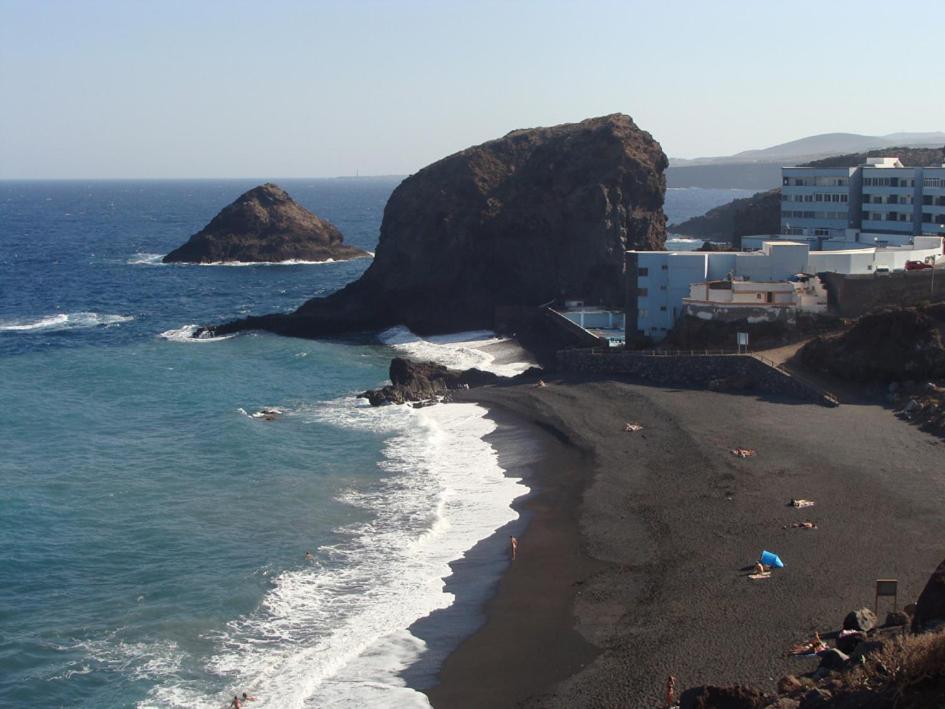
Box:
[821, 269, 945, 318]
[556, 349, 834, 405]
[684, 302, 797, 325]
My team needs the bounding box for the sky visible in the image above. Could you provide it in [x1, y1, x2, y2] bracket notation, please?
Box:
[1, 0, 943, 179]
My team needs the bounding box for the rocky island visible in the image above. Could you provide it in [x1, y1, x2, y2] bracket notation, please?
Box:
[200, 113, 668, 338]
[163, 183, 369, 264]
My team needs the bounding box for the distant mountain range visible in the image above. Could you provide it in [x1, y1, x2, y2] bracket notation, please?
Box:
[671, 132, 945, 167]
[667, 132, 945, 189]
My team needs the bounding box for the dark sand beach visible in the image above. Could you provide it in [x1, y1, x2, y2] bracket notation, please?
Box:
[425, 378, 945, 708]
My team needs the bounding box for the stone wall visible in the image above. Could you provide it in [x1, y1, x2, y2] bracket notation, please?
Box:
[823, 269, 945, 318]
[556, 349, 836, 405]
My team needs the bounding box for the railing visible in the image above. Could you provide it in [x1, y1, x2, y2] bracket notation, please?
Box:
[633, 348, 749, 357]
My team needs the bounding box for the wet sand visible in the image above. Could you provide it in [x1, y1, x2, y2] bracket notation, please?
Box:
[425, 378, 945, 708]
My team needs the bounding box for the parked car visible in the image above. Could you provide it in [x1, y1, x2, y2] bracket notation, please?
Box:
[875, 267, 891, 276]
[905, 260, 933, 271]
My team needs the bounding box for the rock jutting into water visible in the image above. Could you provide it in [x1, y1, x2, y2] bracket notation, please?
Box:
[359, 357, 541, 406]
[200, 113, 668, 339]
[163, 183, 369, 264]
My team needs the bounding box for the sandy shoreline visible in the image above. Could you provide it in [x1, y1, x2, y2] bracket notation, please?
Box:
[424, 377, 945, 708]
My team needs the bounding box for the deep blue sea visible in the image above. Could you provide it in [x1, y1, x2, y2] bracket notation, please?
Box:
[0, 180, 747, 708]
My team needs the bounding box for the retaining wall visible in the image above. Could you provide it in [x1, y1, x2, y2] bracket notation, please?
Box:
[556, 349, 835, 405]
[823, 269, 945, 318]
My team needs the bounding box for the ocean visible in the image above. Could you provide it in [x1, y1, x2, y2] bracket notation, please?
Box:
[0, 180, 748, 707]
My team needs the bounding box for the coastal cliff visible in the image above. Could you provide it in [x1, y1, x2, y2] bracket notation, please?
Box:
[204, 114, 668, 338]
[163, 183, 368, 264]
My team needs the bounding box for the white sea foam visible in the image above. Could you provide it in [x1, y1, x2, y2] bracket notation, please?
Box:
[159, 324, 236, 343]
[0, 312, 134, 333]
[127, 253, 166, 265]
[129, 253, 373, 267]
[378, 326, 537, 376]
[144, 399, 527, 709]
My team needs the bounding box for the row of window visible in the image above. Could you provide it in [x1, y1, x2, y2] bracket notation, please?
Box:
[782, 210, 847, 220]
[863, 176, 917, 187]
[923, 196, 945, 206]
[863, 211, 911, 223]
[782, 193, 849, 203]
[923, 214, 945, 226]
[924, 177, 945, 188]
[782, 176, 849, 187]
[866, 194, 914, 205]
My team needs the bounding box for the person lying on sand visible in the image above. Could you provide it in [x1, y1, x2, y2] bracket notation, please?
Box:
[241, 692, 257, 702]
[788, 632, 827, 656]
[784, 521, 817, 529]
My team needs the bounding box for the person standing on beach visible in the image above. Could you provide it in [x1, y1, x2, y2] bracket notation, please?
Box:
[510, 536, 518, 560]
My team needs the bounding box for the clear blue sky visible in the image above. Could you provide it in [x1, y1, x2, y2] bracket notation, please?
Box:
[1, 0, 943, 178]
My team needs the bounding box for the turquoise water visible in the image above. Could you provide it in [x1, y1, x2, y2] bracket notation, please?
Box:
[0, 180, 742, 707]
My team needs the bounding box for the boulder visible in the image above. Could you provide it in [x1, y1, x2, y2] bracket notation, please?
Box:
[817, 648, 849, 671]
[359, 357, 541, 406]
[202, 114, 668, 338]
[884, 610, 910, 627]
[798, 689, 832, 708]
[679, 685, 769, 709]
[163, 183, 368, 264]
[836, 630, 867, 654]
[843, 607, 877, 632]
[849, 639, 885, 663]
[912, 556, 945, 632]
[776, 675, 805, 696]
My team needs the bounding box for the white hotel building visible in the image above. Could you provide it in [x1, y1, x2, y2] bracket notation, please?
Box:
[781, 157, 945, 244]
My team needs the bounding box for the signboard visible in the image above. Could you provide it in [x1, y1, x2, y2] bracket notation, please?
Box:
[875, 578, 898, 613]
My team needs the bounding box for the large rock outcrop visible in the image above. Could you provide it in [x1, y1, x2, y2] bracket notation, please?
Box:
[163, 183, 369, 264]
[800, 305, 945, 383]
[359, 357, 540, 406]
[913, 556, 945, 632]
[203, 114, 667, 338]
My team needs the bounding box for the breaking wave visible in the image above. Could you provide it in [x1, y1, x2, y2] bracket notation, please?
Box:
[0, 312, 134, 333]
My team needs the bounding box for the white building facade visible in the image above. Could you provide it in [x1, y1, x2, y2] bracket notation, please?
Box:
[781, 156, 945, 241]
[626, 237, 943, 341]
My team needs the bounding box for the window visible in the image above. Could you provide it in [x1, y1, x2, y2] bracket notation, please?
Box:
[660, 306, 667, 312]
[638, 267, 648, 276]
[637, 288, 648, 296]
[661, 264, 668, 271]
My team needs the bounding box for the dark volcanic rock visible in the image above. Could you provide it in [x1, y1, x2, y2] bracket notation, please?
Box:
[913, 556, 945, 632]
[163, 183, 368, 264]
[360, 357, 540, 406]
[800, 306, 945, 383]
[843, 608, 877, 632]
[836, 630, 867, 654]
[679, 684, 770, 709]
[204, 114, 667, 338]
[817, 648, 849, 672]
